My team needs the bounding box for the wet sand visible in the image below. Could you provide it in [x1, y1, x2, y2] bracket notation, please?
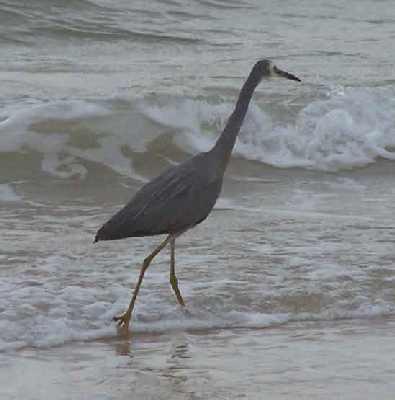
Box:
[2, 0, 395, 398]
[2, 317, 395, 400]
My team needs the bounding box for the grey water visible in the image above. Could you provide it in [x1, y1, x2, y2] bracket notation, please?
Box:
[1, 0, 395, 399]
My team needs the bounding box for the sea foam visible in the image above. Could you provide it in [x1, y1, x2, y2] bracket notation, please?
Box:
[1, 87, 394, 180]
[0, 184, 22, 202]
[142, 86, 395, 171]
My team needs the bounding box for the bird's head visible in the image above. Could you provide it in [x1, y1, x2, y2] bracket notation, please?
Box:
[253, 59, 301, 82]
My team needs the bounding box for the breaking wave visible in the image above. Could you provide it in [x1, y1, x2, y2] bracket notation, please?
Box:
[1, 86, 395, 181]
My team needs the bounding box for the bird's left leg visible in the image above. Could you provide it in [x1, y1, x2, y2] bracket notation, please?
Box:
[169, 235, 186, 307]
[114, 235, 172, 330]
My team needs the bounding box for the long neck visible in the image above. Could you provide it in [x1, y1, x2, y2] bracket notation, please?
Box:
[211, 69, 260, 171]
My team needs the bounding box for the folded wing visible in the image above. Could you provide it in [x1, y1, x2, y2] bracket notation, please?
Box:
[95, 154, 222, 241]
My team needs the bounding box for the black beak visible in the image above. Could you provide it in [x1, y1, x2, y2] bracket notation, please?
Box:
[273, 66, 301, 82]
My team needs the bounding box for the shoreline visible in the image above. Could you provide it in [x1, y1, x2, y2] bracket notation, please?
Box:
[2, 317, 394, 400]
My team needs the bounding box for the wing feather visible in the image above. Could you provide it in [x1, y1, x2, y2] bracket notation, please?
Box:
[95, 154, 219, 240]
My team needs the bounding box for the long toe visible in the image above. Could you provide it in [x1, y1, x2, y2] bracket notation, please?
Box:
[175, 294, 186, 307]
[113, 312, 131, 329]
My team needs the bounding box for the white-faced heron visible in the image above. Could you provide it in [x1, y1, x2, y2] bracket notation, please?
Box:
[94, 59, 301, 330]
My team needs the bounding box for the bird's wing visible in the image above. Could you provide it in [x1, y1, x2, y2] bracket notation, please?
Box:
[130, 162, 200, 220]
[96, 153, 221, 239]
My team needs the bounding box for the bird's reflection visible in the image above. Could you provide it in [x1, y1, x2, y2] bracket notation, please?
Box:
[170, 341, 190, 361]
[110, 333, 208, 398]
[160, 338, 195, 394]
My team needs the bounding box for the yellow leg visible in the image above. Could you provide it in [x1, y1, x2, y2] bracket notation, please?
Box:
[113, 235, 172, 330]
[170, 236, 186, 307]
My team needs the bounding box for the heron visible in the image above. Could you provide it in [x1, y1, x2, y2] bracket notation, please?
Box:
[94, 59, 300, 330]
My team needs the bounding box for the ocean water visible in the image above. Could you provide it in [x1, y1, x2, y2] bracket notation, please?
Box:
[1, 0, 395, 398]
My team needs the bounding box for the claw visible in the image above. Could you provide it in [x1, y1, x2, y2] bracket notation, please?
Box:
[113, 311, 131, 329]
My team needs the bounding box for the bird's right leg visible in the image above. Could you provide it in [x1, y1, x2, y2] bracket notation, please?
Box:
[169, 236, 186, 307]
[114, 235, 172, 330]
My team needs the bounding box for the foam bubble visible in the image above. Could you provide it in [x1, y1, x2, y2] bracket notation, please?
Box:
[0, 184, 22, 202]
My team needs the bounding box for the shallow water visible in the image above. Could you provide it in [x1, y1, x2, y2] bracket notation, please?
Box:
[1, 0, 395, 398]
[2, 319, 395, 400]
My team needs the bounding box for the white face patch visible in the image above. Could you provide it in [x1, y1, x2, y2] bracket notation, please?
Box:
[268, 61, 278, 78]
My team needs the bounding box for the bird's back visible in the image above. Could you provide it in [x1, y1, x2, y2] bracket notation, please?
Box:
[95, 151, 223, 242]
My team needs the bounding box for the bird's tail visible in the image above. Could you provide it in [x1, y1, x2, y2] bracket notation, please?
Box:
[94, 223, 114, 243]
[93, 227, 105, 243]
[93, 219, 133, 243]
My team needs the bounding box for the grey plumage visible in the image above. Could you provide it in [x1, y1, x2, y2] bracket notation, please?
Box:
[94, 59, 300, 330]
[94, 151, 222, 240]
